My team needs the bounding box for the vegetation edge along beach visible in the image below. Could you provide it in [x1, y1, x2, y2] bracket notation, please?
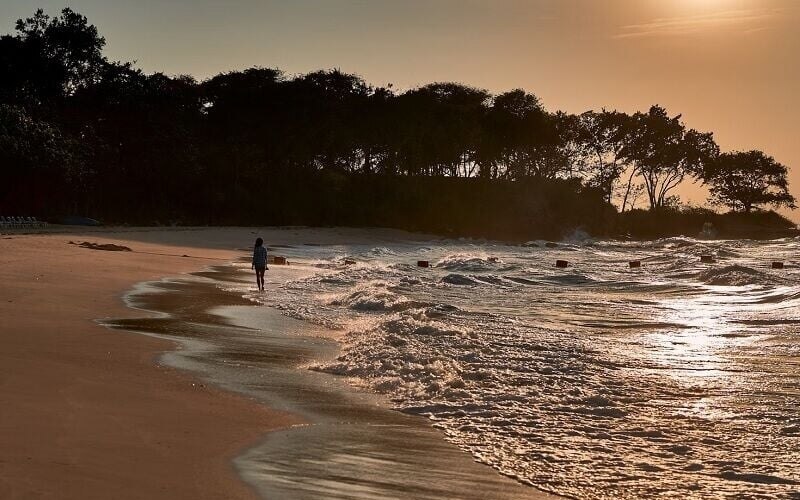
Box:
[1, 8, 796, 241]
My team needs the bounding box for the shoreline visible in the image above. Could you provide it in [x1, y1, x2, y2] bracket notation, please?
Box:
[107, 257, 557, 499]
[1, 226, 556, 499]
[4, 226, 799, 497]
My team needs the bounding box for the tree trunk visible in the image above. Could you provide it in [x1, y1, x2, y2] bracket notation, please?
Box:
[621, 167, 637, 212]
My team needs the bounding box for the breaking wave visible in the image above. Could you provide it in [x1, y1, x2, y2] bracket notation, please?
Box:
[252, 236, 800, 499]
[699, 265, 780, 286]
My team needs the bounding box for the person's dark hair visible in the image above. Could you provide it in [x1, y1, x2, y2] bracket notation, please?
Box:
[255, 237, 263, 247]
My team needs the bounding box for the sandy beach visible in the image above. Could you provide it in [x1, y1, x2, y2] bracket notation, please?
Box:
[0, 227, 306, 499]
[1, 226, 553, 499]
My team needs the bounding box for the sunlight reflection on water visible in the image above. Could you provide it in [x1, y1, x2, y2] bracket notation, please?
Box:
[245, 236, 800, 499]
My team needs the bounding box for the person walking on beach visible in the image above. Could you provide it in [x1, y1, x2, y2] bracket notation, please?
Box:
[252, 237, 268, 291]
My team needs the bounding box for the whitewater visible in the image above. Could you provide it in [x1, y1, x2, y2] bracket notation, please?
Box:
[245, 236, 800, 499]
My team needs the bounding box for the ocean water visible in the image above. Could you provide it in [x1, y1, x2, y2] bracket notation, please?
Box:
[245, 237, 800, 499]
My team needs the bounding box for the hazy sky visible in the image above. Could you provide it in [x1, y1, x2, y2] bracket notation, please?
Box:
[3, 0, 799, 218]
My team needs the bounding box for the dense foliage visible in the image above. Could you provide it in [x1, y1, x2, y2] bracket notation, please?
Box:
[703, 151, 796, 213]
[0, 9, 794, 238]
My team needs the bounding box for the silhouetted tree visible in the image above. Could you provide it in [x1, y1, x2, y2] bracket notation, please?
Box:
[1, 7, 794, 237]
[283, 70, 372, 172]
[621, 106, 719, 209]
[478, 89, 548, 179]
[703, 151, 796, 213]
[575, 110, 633, 205]
[394, 83, 489, 177]
[0, 104, 80, 213]
[200, 67, 283, 205]
[0, 8, 106, 106]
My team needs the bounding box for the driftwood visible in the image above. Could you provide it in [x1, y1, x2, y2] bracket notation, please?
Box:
[70, 241, 132, 252]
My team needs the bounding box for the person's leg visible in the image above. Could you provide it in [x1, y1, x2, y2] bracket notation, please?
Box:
[256, 268, 265, 290]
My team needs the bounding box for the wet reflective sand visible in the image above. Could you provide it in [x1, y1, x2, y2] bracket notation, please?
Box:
[104, 265, 554, 499]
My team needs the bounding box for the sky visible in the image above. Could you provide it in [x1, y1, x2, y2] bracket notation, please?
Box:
[2, 0, 799, 219]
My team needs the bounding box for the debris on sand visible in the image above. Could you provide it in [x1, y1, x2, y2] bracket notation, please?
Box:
[70, 241, 132, 252]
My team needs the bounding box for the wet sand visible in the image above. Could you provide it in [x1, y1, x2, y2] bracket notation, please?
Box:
[106, 262, 557, 499]
[1, 227, 557, 499]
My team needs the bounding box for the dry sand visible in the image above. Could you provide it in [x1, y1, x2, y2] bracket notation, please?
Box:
[0, 228, 305, 500]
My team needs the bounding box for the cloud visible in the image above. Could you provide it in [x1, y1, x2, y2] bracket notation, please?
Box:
[615, 9, 778, 39]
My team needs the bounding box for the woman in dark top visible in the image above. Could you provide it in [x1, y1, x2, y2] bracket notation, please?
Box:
[252, 237, 268, 291]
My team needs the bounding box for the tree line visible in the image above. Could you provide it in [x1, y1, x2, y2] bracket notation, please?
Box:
[0, 9, 795, 237]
